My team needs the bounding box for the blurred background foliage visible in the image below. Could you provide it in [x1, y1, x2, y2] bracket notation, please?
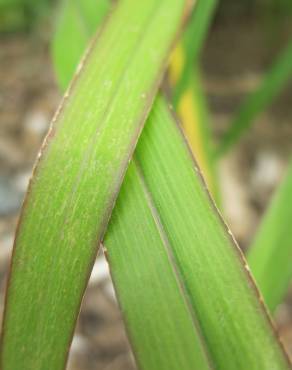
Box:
[0, 0, 55, 32]
[1, 0, 292, 33]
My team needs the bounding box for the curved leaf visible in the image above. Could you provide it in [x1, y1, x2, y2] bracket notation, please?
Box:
[0, 1, 188, 369]
[106, 95, 290, 369]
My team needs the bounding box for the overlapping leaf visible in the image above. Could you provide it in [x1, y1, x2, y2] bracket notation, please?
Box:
[0, 1, 188, 369]
[105, 95, 290, 369]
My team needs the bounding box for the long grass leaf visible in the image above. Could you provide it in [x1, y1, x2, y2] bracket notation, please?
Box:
[0, 1, 188, 369]
[53, 1, 288, 366]
[176, 68, 219, 200]
[216, 41, 292, 157]
[106, 95, 290, 369]
[169, 0, 219, 200]
[105, 158, 212, 370]
[52, 3, 215, 368]
[170, 0, 218, 106]
[53, 0, 219, 201]
[52, 0, 111, 89]
[248, 161, 292, 312]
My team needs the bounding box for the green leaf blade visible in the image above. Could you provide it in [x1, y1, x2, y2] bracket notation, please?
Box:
[52, 0, 111, 89]
[105, 160, 212, 370]
[0, 1, 188, 369]
[248, 161, 292, 312]
[173, 0, 218, 106]
[169, 0, 219, 201]
[106, 95, 290, 369]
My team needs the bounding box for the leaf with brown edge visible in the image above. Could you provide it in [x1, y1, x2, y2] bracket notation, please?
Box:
[0, 1, 189, 369]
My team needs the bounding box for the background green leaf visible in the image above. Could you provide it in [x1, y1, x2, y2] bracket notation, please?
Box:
[52, 0, 111, 89]
[172, 0, 218, 107]
[248, 160, 292, 313]
[169, 0, 219, 200]
[216, 41, 292, 157]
